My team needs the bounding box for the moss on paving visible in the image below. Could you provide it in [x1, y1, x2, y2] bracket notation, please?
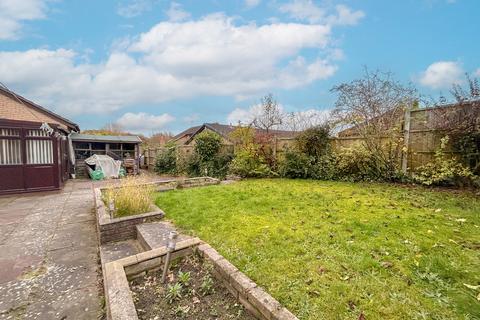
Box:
[155, 179, 480, 320]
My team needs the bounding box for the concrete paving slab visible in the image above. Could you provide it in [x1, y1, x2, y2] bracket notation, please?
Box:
[0, 180, 103, 320]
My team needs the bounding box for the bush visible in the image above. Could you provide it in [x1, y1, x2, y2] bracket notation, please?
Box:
[413, 136, 478, 187]
[194, 130, 222, 162]
[278, 151, 313, 179]
[295, 125, 331, 160]
[229, 149, 273, 178]
[154, 143, 177, 174]
[178, 130, 233, 179]
[309, 154, 338, 180]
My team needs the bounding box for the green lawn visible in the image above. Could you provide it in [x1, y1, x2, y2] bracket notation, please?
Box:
[155, 179, 480, 320]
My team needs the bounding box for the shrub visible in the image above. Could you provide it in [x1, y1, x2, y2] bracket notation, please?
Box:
[194, 130, 222, 162]
[229, 149, 273, 178]
[278, 150, 313, 179]
[295, 125, 331, 160]
[154, 142, 177, 174]
[103, 176, 154, 217]
[229, 127, 274, 177]
[185, 130, 233, 179]
[309, 154, 338, 180]
[413, 136, 478, 187]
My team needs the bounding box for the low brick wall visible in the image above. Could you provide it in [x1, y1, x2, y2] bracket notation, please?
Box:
[197, 243, 297, 320]
[94, 188, 164, 244]
[103, 239, 298, 320]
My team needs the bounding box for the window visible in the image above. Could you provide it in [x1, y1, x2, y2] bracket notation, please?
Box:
[74, 142, 90, 150]
[91, 142, 106, 151]
[122, 143, 135, 151]
[0, 139, 22, 165]
[26, 139, 53, 164]
[26, 129, 50, 137]
[0, 129, 20, 137]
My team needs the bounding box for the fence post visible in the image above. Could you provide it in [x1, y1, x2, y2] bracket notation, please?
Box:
[401, 108, 411, 174]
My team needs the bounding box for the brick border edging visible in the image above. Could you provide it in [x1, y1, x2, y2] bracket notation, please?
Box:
[103, 239, 298, 320]
[197, 243, 297, 320]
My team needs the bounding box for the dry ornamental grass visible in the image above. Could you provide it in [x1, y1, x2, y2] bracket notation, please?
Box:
[103, 176, 155, 217]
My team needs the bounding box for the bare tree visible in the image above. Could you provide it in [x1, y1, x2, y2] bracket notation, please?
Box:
[429, 74, 480, 174]
[331, 68, 418, 177]
[252, 94, 283, 133]
[283, 110, 332, 132]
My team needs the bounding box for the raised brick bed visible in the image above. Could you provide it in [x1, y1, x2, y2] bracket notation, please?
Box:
[103, 239, 298, 320]
[94, 188, 164, 244]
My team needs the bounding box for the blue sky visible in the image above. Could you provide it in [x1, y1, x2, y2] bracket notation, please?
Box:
[0, 0, 478, 135]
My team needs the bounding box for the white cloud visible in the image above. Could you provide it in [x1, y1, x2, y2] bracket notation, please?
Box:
[279, 1, 364, 25]
[245, 0, 261, 9]
[0, 13, 357, 116]
[279, 0, 325, 23]
[227, 104, 265, 125]
[330, 5, 365, 26]
[166, 2, 191, 22]
[117, 0, 153, 18]
[116, 112, 175, 132]
[0, 0, 48, 40]
[227, 103, 331, 130]
[475, 68, 480, 77]
[419, 61, 464, 89]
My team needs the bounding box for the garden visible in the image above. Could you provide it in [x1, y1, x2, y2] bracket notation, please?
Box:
[154, 179, 480, 320]
[102, 71, 480, 319]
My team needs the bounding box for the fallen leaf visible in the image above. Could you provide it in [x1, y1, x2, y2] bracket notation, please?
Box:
[358, 312, 366, 320]
[381, 261, 393, 268]
[435, 208, 442, 213]
[463, 283, 480, 290]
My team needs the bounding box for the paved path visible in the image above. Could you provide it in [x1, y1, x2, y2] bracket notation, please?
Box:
[0, 181, 102, 320]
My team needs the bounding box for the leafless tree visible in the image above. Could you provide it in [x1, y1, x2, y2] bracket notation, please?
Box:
[429, 74, 480, 173]
[252, 94, 283, 133]
[331, 68, 418, 176]
[283, 110, 332, 132]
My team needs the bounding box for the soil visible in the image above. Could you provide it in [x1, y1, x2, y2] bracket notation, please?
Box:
[129, 254, 255, 320]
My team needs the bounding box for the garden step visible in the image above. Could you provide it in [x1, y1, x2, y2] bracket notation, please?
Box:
[136, 221, 193, 251]
[99, 239, 144, 265]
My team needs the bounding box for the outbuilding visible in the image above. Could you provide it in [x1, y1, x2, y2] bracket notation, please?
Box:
[0, 87, 79, 194]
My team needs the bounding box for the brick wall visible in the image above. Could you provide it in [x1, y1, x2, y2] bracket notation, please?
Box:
[0, 92, 67, 129]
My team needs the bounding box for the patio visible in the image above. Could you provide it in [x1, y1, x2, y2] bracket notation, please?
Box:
[0, 180, 102, 319]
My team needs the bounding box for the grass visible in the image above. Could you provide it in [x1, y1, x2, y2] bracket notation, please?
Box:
[103, 176, 154, 218]
[155, 179, 480, 320]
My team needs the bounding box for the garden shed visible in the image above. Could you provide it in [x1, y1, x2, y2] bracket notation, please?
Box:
[0, 87, 79, 194]
[71, 133, 142, 177]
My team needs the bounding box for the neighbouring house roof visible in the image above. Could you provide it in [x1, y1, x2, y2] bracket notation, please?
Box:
[172, 122, 298, 144]
[70, 133, 142, 144]
[0, 86, 80, 132]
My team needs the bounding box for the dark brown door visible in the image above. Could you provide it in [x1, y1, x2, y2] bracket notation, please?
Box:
[0, 127, 24, 192]
[0, 123, 60, 194]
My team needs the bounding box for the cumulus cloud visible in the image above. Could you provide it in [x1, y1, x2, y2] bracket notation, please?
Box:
[475, 68, 480, 77]
[166, 2, 191, 22]
[245, 0, 261, 9]
[0, 0, 48, 40]
[0, 12, 359, 116]
[116, 112, 175, 132]
[117, 0, 153, 18]
[419, 61, 464, 89]
[279, 0, 364, 25]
